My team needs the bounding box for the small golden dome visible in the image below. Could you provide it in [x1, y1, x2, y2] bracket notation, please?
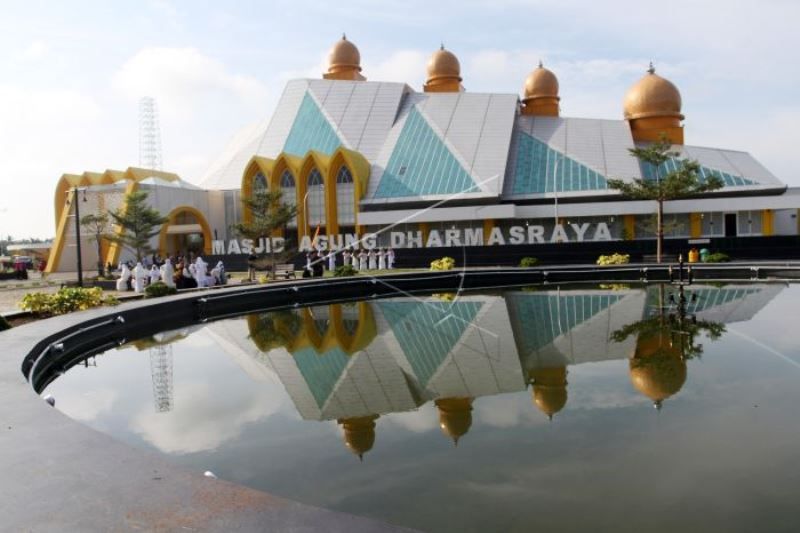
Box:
[424, 45, 463, 92]
[324, 34, 365, 81]
[629, 355, 687, 409]
[435, 397, 473, 445]
[623, 63, 683, 121]
[338, 415, 378, 460]
[530, 367, 568, 419]
[523, 61, 559, 100]
[328, 34, 361, 71]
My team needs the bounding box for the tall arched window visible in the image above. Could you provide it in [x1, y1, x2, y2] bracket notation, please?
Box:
[307, 168, 325, 228]
[253, 172, 268, 193]
[279, 169, 297, 227]
[335, 166, 356, 226]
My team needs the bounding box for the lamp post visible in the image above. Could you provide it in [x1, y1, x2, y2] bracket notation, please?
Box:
[68, 187, 87, 287]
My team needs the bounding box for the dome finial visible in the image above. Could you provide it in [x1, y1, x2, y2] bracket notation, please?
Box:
[342, 32, 347, 40]
[424, 46, 463, 92]
[440, 42, 445, 51]
[538, 59, 543, 68]
[647, 61, 655, 74]
[324, 35, 366, 81]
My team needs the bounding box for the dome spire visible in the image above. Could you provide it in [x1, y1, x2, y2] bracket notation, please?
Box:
[324, 34, 366, 81]
[647, 61, 655, 74]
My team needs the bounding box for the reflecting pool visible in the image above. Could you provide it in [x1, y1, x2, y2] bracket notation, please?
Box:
[45, 284, 800, 532]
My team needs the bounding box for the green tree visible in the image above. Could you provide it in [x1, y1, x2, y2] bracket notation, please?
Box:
[104, 190, 168, 262]
[607, 136, 724, 263]
[80, 212, 110, 276]
[233, 189, 297, 279]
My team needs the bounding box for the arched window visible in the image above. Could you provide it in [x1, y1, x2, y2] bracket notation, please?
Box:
[279, 169, 297, 228]
[335, 166, 356, 226]
[306, 168, 325, 227]
[253, 172, 268, 193]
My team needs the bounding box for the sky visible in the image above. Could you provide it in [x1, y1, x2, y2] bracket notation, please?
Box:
[1, 0, 799, 239]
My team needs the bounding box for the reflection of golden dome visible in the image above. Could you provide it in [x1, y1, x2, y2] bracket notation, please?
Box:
[529, 366, 568, 419]
[324, 34, 366, 81]
[424, 45, 463, 93]
[623, 64, 685, 144]
[338, 415, 379, 460]
[629, 354, 687, 409]
[434, 397, 473, 445]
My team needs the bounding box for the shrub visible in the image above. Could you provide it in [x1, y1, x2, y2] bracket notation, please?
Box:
[20, 287, 118, 317]
[430, 257, 455, 271]
[0, 314, 10, 331]
[333, 264, 358, 277]
[519, 257, 539, 267]
[433, 292, 456, 302]
[145, 281, 177, 298]
[597, 253, 630, 266]
[703, 252, 730, 263]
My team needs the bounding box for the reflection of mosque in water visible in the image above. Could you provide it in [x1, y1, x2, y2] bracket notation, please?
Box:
[206, 284, 782, 459]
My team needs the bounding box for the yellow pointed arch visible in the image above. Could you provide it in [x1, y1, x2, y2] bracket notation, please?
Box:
[240, 156, 275, 224]
[157, 205, 213, 257]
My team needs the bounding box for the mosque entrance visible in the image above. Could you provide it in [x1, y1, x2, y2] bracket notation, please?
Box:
[724, 213, 738, 237]
[159, 207, 212, 258]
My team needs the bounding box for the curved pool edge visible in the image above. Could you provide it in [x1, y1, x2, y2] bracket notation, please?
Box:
[2, 265, 799, 531]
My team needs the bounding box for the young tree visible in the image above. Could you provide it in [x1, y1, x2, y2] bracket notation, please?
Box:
[233, 189, 297, 279]
[607, 137, 724, 263]
[105, 190, 168, 262]
[80, 212, 109, 276]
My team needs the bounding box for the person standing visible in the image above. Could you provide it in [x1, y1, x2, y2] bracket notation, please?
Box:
[387, 248, 395, 269]
[247, 252, 257, 281]
[368, 249, 377, 270]
[358, 249, 368, 271]
[327, 249, 336, 271]
[377, 248, 386, 270]
[343, 249, 352, 270]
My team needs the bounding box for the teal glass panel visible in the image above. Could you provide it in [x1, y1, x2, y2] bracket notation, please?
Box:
[506, 293, 623, 357]
[378, 300, 483, 387]
[374, 107, 479, 198]
[283, 92, 342, 157]
[512, 132, 608, 194]
[293, 346, 350, 408]
[640, 159, 756, 187]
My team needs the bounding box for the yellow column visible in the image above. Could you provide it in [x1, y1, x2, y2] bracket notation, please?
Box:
[623, 215, 635, 240]
[689, 213, 702, 238]
[324, 171, 339, 237]
[483, 219, 495, 240]
[419, 223, 430, 245]
[762, 209, 774, 236]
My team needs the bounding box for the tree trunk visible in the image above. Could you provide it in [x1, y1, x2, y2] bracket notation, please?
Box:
[656, 199, 664, 264]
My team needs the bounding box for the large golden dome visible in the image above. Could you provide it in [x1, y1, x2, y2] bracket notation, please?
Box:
[324, 34, 365, 81]
[424, 45, 463, 93]
[530, 366, 568, 419]
[623, 64, 683, 121]
[524, 62, 559, 100]
[338, 415, 379, 460]
[435, 397, 473, 445]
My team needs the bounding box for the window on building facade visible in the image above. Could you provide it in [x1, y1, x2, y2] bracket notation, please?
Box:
[307, 168, 325, 227]
[253, 172, 268, 192]
[335, 166, 355, 226]
[279, 169, 297, 228]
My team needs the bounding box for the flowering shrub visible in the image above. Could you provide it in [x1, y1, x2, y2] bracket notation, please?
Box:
[596, 253, 630, 266]
[430, 257, 456, 271]
[20, 287, 119, 317]
[433, 292, 456, 302]
[519, 257, 539, 267]
[333, 264, 358, 277]
[145, 281, 177, 298]
[702, 252, 730, 263]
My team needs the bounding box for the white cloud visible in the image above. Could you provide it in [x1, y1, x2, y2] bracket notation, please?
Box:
[365, 50, 429, 85]
[112, 47, 269, 119]
[19, 40, 48, 62]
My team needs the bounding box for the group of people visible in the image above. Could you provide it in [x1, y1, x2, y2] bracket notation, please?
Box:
[115, 255, 227, 293]
[303, 247, 396, 277]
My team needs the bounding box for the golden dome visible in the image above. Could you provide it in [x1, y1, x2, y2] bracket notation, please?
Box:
[530, 367, 568, 419]
[435, 397, 473, 445]
[324, 34, 365, 81]
[424, 45, 463, 93]
[338, 415, 379, 460]
[623, 63, 683, 121]
[523, 61, 560, 100]
[629, 355, 687, 409]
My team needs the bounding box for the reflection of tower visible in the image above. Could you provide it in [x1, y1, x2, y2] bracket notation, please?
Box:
[149, 345, 173, 412]
[139, 96, 163, 170]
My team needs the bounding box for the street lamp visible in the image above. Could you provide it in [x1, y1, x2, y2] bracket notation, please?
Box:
[66, 187, 87, 287]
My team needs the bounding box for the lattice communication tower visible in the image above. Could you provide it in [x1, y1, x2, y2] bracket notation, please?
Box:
[139, 96, 163, 170]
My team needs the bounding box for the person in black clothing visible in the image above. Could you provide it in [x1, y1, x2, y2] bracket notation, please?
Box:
[247, 252, 257, 281]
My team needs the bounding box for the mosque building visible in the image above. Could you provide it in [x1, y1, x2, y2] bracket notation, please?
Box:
[47, 36, 800, 272]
